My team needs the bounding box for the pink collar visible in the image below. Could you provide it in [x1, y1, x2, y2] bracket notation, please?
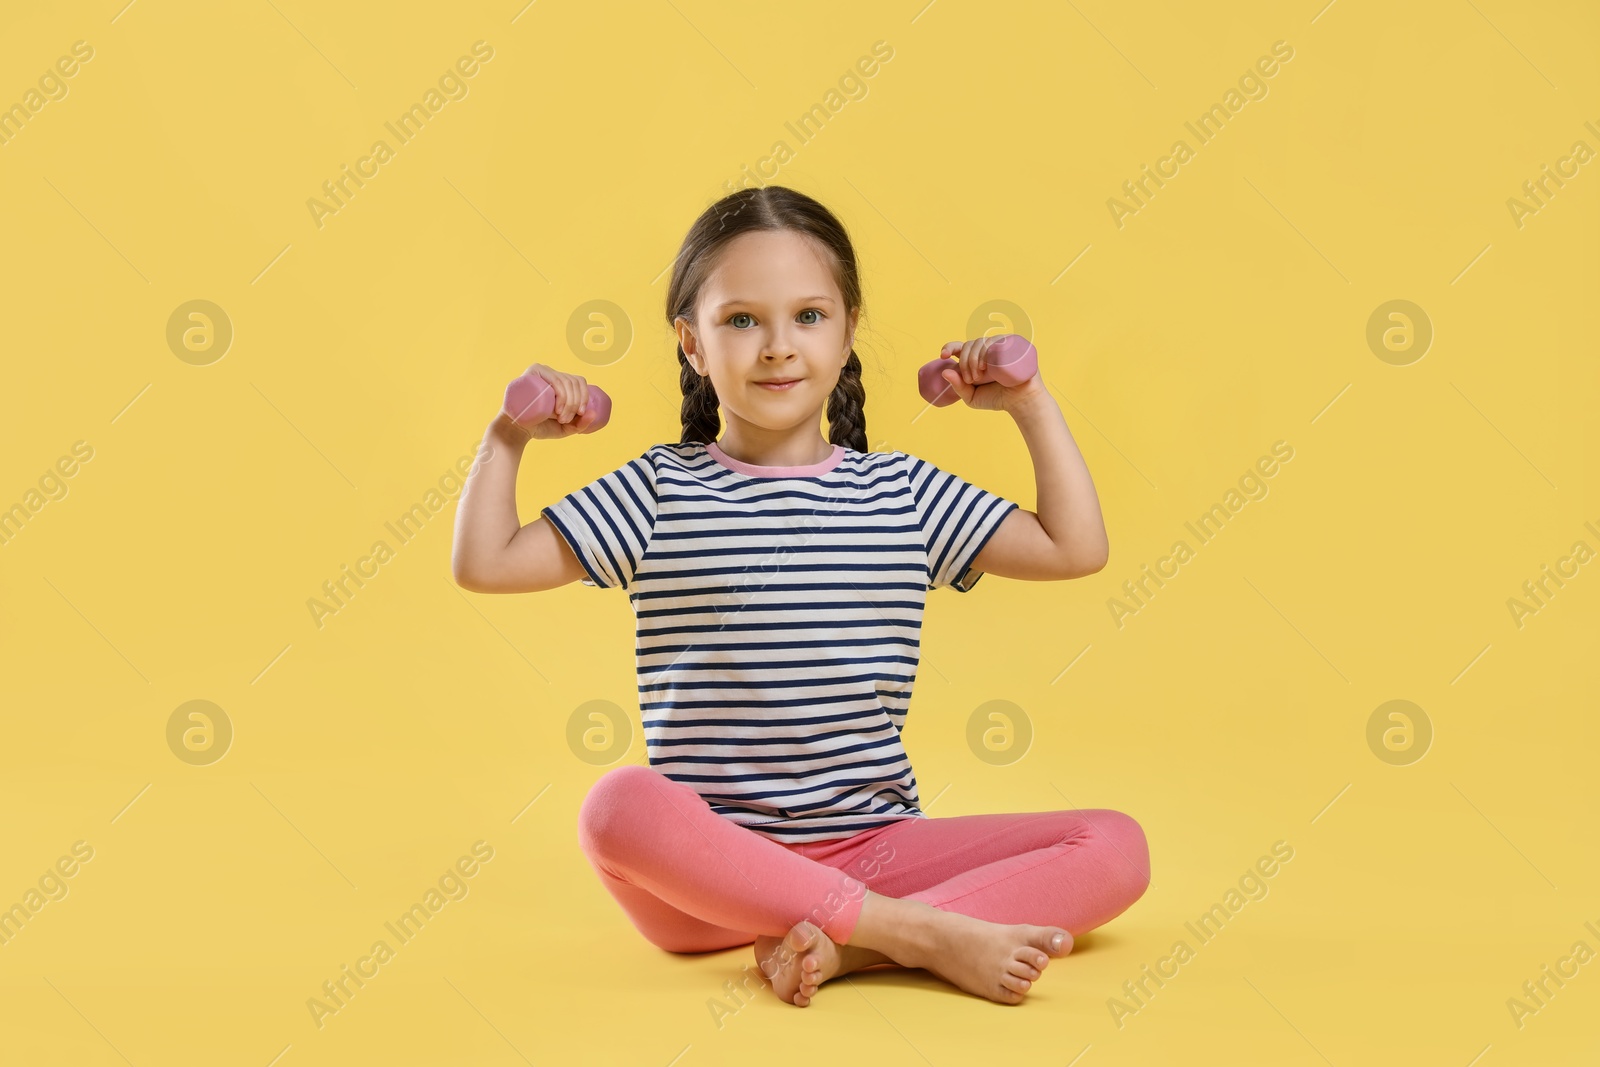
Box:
[706, 440, 845, 477]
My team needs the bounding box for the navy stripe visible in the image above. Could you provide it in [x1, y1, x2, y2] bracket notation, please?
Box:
[632, 561, 927, 583]
[651, 735, 901, 764]
[649, 722, 894, 748]
[632, 579, 929, 601]
[641, 671, 915, 694]
[640, 651, 922, 669]
[636, 601, 929, 621]
[640, 689, 901, 712]
[637, 541, 925, 560]
[636, 636, 922, 659]
[656, 751, 913, 788]
[634, 616, 925, 638]
[643, 708, 888, 731]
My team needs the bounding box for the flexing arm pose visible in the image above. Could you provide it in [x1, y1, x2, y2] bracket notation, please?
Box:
[450, 365, 596, 594]
[932, 334, 1111, 583]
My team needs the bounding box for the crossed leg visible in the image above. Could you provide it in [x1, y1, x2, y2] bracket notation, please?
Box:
[577, 765, 1151, 1004]
[860, 806, 1153, 934]
[576, 764, 868, 952]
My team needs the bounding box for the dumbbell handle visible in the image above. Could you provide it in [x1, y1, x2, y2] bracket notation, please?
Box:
[917, 334, 1038, 406]
[502, 369, 612, 432]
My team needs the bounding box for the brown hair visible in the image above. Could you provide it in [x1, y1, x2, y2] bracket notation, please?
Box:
[665, 186, 867, 453]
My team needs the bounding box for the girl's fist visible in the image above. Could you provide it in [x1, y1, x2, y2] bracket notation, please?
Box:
[512, 363, 600, 440]
[934, 336, 1044, 413]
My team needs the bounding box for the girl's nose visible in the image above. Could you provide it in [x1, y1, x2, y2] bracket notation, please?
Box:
[761, 331, 799, 358]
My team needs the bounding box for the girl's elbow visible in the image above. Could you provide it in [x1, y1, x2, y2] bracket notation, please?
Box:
[1059, 546, 1109, 580]
[1076, 555, 1109, 578]
[450, 553, 477, 589]
[452, 555, 499, 593]
[452, 565, 487, 593]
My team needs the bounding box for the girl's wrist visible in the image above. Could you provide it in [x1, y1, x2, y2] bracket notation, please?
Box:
[1004, 379, 1057, 422]
[487, 412, 532, 450]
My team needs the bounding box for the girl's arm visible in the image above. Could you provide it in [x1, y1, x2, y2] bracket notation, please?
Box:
[451, 413, 588, 593]
[969, 387, 1110, 582]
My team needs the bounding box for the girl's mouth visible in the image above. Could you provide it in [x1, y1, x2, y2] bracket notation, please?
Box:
[756, 379, 802, 391]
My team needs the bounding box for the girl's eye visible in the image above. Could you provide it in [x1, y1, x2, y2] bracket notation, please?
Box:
[726, 310, 825, 328]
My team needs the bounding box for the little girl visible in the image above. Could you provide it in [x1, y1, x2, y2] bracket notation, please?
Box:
[452, 185, 1149, 1008]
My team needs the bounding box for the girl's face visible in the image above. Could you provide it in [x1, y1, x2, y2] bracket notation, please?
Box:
[676, 229, 858, 440]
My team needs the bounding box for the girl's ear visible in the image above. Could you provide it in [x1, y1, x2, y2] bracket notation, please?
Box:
[674, 316, 704, 373]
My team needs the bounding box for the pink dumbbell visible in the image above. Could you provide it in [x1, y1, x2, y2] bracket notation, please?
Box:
[502, 368, 612, 432]
[917, 334, 1038, 406]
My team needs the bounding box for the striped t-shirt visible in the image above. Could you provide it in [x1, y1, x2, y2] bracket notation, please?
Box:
[541, 439, 1018, 844]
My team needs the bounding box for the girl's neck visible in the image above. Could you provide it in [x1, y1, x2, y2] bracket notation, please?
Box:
[713, 423, 835, 468]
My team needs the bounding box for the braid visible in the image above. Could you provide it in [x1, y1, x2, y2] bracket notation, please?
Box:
[677, 343, 721, 446]
[825, 349, 868, 453]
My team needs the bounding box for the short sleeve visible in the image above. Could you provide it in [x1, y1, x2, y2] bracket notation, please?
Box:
[904, 453, 1019, 592]
[539, 451, 658, 590]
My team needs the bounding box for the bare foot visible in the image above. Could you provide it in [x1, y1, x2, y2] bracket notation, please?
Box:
[756, 905, 1071, 1007]
[916, 910, 1072, 1005]
[841, 892, 1073, 1006]
[754, 920, 892, 1007]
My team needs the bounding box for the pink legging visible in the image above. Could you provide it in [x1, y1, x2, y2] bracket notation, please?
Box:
[577, 764, 1152, 953]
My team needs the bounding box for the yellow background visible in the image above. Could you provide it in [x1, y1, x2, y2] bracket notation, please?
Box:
[1, 0, 1596, 1063]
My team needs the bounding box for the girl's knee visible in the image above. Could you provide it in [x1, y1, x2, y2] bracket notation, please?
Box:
[1094, 809, 1152, 899]
[577, 764, 665, 858]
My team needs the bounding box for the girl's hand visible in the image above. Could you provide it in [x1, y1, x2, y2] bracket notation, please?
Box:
[514, 363, 599, 440]
[935, 336, 1046, 413]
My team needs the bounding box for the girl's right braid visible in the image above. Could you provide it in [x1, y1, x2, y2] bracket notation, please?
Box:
[677, 343, 721, 446]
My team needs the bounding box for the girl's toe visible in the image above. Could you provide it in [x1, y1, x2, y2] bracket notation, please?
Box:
[1014, 948, 1049, 974]
[1007, 959, 1041, 981]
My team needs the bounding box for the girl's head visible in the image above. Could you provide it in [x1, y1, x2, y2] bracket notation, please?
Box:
[667, 186, 867, 453]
